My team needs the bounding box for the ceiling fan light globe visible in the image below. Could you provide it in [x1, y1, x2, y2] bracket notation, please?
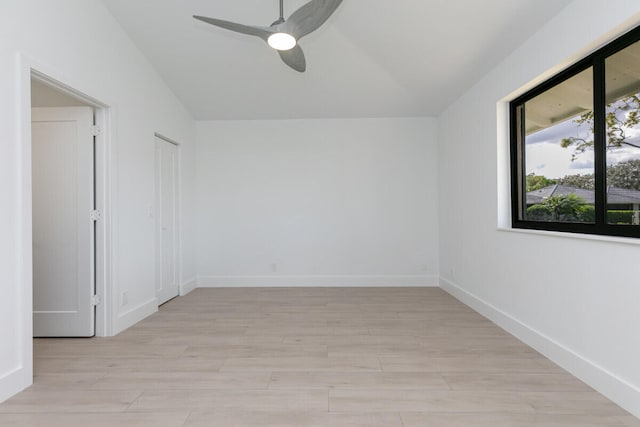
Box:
[267, 33, 297, 51]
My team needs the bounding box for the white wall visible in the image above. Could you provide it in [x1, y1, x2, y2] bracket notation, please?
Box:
[195, 118, 438, 287]
[0, 0, 195, 401]
[31, 79, 88, 107]
[438, 0, 640, 418]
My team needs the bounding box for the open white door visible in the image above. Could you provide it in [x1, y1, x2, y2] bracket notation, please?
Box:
[32, 107, 95, 337]
[155, 136, 180, 305]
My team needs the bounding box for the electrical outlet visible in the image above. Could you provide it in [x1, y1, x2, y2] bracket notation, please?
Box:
[122, 291, 129, 306]
[271, 263, 278, 273]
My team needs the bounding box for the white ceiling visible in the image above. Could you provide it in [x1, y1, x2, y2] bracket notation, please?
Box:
[100, 0, 573, 120]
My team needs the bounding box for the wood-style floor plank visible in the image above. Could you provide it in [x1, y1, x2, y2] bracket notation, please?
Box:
[127, 389, 328, 412]
[0, 287, 635, 426]
[269, 371, 450, 390]
[0, 413, 189, 427]
[184, 411, 403, 427]
[329, 389, 536, 413]
[0, 390, 142, 413]
[400, 412, 634, 427]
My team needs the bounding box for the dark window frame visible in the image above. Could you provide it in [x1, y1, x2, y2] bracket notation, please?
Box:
[510, 25, 640, 239]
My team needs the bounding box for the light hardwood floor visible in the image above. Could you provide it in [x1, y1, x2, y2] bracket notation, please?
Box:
[0, 287, 638, 426]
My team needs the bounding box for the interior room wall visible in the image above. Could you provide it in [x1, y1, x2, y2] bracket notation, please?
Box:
[0, 0, 196, 401]
[31, 79, 88, 107]
[195, 117, 439, 287]
[438, 0, 640, 417]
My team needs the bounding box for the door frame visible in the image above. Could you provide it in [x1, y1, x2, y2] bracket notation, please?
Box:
[154, 133, 182, 303]
[17, 54, 114, 389]
[29, 70, 112, 337]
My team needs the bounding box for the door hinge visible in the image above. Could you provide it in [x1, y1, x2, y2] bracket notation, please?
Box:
[90, 210, 101, 221]
[91, 294, 102, 306]
[90, 125, 101, 136]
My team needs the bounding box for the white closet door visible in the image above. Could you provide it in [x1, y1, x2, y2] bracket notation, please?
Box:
[155, 137, 179, 305]
[32, 107, 95, 337]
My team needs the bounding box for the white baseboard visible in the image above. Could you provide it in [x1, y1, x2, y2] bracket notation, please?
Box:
[0, 366, 30, 404]
[179, 277, 197, 296]
[114, 297, 158, 335]
[439, 277, 640, 419]
[197, 274, 437, 288]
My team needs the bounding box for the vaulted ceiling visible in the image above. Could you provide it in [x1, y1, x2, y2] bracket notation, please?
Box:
[100, 0, 573, 120]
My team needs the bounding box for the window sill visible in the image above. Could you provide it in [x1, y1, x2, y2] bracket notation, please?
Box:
[496, 226, 640, 246]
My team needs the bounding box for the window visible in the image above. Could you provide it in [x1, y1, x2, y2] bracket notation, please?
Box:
[510, 26, 640, 238]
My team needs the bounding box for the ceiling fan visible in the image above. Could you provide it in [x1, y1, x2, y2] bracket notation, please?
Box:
[194, 0, 343, 72]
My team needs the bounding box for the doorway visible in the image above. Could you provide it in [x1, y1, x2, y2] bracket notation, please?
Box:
[30, 74, 109, 337]
[155, 135, 180, 305]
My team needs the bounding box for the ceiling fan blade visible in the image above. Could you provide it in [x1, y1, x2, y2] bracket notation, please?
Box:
[283, 0, 343, 40]
[278, 45, 306, 72]
[193, 15, 274, 41]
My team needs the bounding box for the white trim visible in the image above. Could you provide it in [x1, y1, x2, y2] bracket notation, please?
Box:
[179, 278, 197, 296]
[154, 132, 180, 146]
[31, 70, 105, 107]
[94, 106, 113, 337]
[496, 100, 511, 229]
[0, 368, 29, 403]
[439, 277, 640, 419]
[197, 275, 437, 288]
[15, 52, 34, 401]
[497, 226, 640, 247]
[114, 298, 158, 335]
